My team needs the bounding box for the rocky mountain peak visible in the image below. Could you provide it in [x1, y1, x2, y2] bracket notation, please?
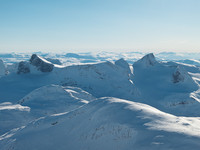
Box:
[30, 54, 54, 72]
[172, 66, 191, 83]
[134, 53, 158, 67]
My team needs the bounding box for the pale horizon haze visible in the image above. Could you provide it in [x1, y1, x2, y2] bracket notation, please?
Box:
[0, 0, 200, 53]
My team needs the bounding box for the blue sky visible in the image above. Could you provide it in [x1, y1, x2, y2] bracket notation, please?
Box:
[0, 0, 200, 52]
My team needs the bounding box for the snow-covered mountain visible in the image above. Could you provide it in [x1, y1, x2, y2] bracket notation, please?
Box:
[0, 52, 200, 150]
[19, 85, 95, 117]
[133, 53, 200, 116]
[0, 54, 140, 102]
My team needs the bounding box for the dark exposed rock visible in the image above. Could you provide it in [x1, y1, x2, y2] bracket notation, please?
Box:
[30, 54, 54, 72]
[51, 121, 58, 125]
[172, 69, 184, 83]
[0, 59, 6, 76]
[172, 66, 198, 91]
[17, 61, 30, 74]
[172, 66, 192, 84]
[46, 58, 62, 65]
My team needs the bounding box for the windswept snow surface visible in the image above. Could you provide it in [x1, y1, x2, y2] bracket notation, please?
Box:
[0, 102, 30, 135]
[0, 102, 30, 111]
[19, 84, 95, 117]
[0, 85, 95, 135]
[0, 52, 200, 150]
[2, 98, 200, 150]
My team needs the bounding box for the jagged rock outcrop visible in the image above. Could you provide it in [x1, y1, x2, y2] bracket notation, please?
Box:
[172, 66, 192, 83]
[133, 53, 158, 67]
[17, 61, 30, 74]
[30, 54, 54, 72]
[17, 54, 54, 74]
[173, 68, 184, 83]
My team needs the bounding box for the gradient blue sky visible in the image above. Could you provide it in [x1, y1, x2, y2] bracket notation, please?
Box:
[0, 0, 200, 52]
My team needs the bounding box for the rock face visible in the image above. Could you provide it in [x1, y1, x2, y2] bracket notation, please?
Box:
[0, 59, 6, 76]
[46, 58, 62, 65]
[173, 69, 184, 83]
[172, 66, 193, 84]
[30, 54, 54, 72]
[134, 53, 158, 67]
[17, 54, 54, 74]
[17, 61, 30, 74]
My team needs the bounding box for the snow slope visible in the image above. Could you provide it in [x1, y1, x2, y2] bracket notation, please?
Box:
[19, 84, 95, 117]
[0, 85, 95, 135]
[52, 60, 140, 99]
[1, 97, 200, 150]
[0, 102, 30, 135]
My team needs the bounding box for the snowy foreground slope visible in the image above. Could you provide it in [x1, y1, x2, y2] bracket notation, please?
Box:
[2, 96, 200, 150]
[0, 53, 200, 150]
